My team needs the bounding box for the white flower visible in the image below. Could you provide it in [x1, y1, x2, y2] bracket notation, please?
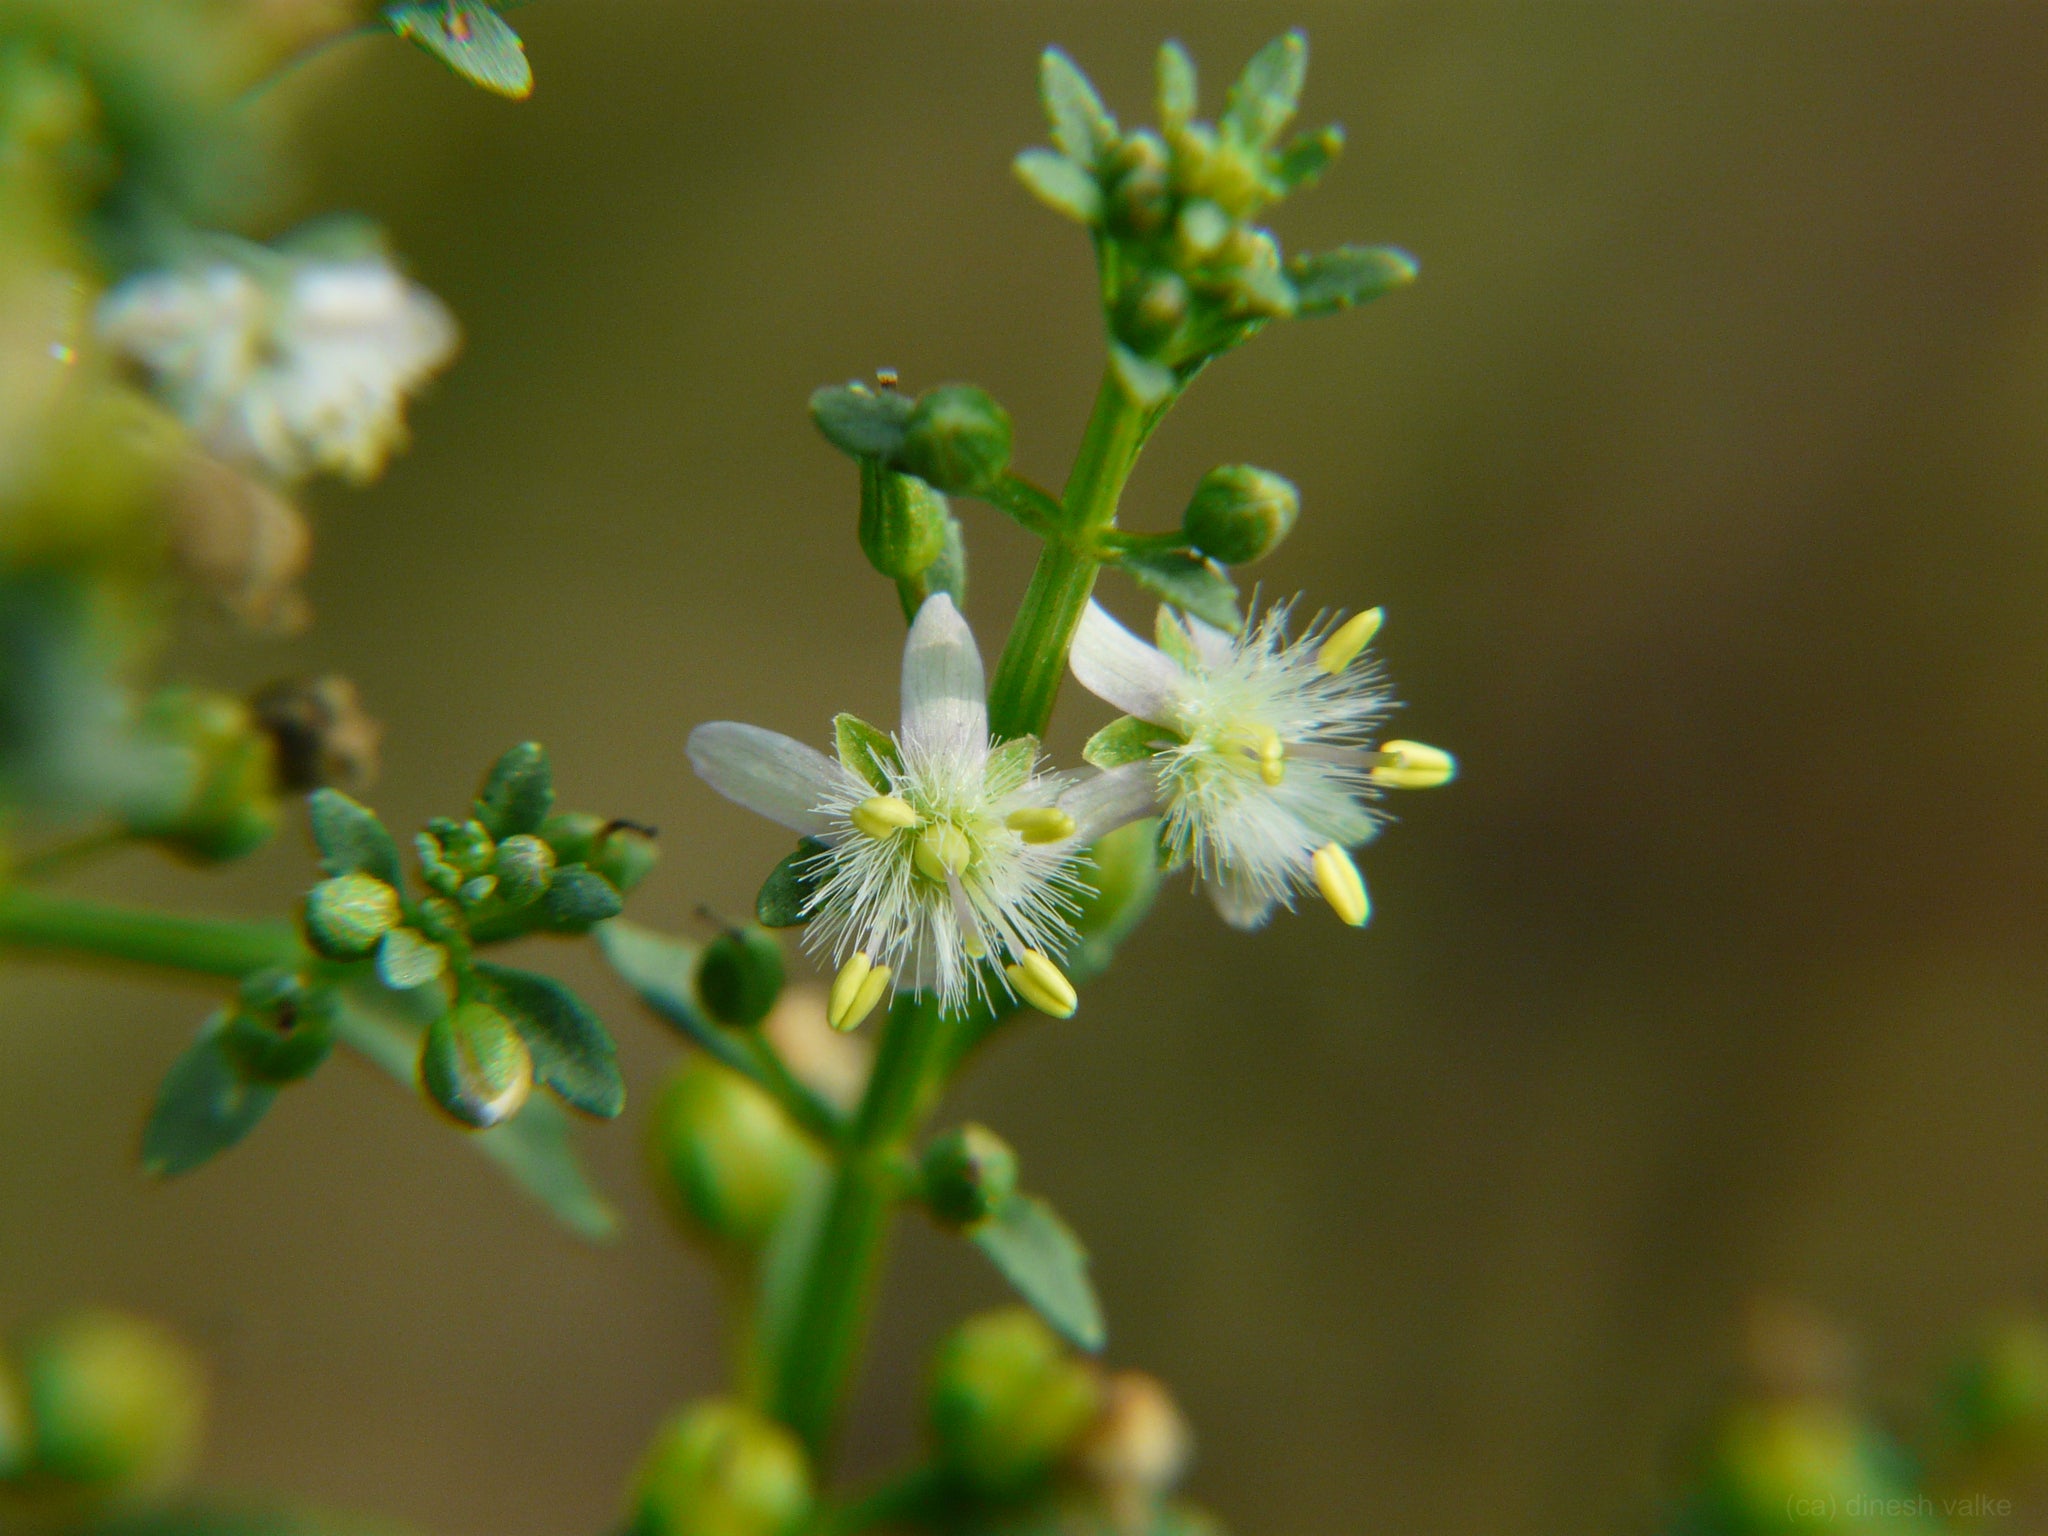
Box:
[1067, 598, 1455, 931]
[97, 254, 457, 485]
[689, 595, 1111, 1026]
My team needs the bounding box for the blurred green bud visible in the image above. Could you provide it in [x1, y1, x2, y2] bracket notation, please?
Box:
[14, 1310, 205, 1493]
[541, 864, 624, 931]
[1944, 1317, 2048, 1466]
[1694, 1401, 1914, 1536]
[493, 833, 556, 908]
[411, 895, 466, 948]
[632, 1400, 813, 1536]
[420, 999, 532, 1129]
[303, 873, 401, 960]
[921, 1124, 1019, 1227]
[539, 810, 604, 865]
[427, 817, 495, 880]
[897, 386, 1013, 495]
[125, 689, 281, 865]
[1113, 271, 1191, 359]
[648, 1060, 818, 1252]
[1182, 465, 1298, 565]
[1107, 132, 1172, 238]
[929, 1308, 1103, 1500]
[220, 970, 337, 1085]
[697, 927, 785, 1028]
[474, 741, 554, 840]
[859, 464, 949, 581]
[415, 831, 461, 896]
[592, 821, 660, 895]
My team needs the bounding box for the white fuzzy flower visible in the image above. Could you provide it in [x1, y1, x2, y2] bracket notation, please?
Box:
[689, 595, 1113, 1026]
[97, 254, 457, 485]
[1067, 598, 1455, 931]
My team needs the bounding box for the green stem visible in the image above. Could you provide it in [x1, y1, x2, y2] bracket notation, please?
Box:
[814, 1464, 946, 1536]
[10, 826, 131, 883]
[0, 888, 302, 977]
[767, 991, 952, 1461]
[986, 368, 1158, 741]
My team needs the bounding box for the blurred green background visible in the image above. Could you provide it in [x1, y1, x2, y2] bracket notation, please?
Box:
[12, 1, 2048, 1532]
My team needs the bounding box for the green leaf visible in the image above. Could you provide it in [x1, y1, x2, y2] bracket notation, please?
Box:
[834, 713, 900, 793]
[1039, 48, 1118, 168]
[1222, 30, 1306, 151]
[756, 839, 826, 927]
[984, 735, 1040, 796]
[810, 383, 915, 460]
[1118, 546, 1242, 633]
[596, 920, 760, 1082]
[1154, 605, 1202, 669]
[142, 1018, 277, 1178]
[1272, 124, 1344, 192]
[306, 789, 402, 887]
[473, 741, 554, 839]
[1156, 40, 1197, 135]
[331, 981, 618, 1240]
[474, 962, 624, 1118]
[1109, 344, 1178, 411]
[375, 926, 444, 990]
[1286, 245, 1419, 316]
[1012, 149, 1102, 226]
[385, 1, 532, 99]
[968, 1193, 1105, 1353]
[1082, 716, 1180, 770]
[539, 864, 624, 930]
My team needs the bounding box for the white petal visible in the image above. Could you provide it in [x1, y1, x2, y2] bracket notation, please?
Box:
[1206, 866, 1280, 931]
[1059, 763, 1161, 843]
[1070, 601, 1185, 724]
[900, 593, 987, 761]
[687, 722, 844, 836]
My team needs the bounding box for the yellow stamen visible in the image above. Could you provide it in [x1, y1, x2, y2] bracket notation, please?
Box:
[851, 795, 920, 839]
[1316, 607, 1384, 674]
[1257, 729, 1286, 787]
[1005, 806, 1077, 844]
[829, 951, 887, 1031]
[913, 823, 972, 881]
[847, 963, 892, 1030]
[1005, 948, 1078, 1019]
[1311, 843, 1370, 927]
[1370, 740, 1457, 790]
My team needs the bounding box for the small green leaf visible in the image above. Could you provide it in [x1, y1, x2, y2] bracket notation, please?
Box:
[984, 735, 1040, 796]
[756, 839, 826, 928]
[968, 1192, 1105, 1353]
[1272, 124, 1344, 192]
[307, 789, 402, 887]
[385, 1, 532, 100]
[1287, 245, 1419, 316]
[1222, 30, 1306, 151]
[375, 927, 445, 990]
[1012, 149, 1102, 225]
[810, 383, 915, 460]
[1154, 605, 1201, 669]
[596, 920, 760, 1082]
[1118, 546, 1242, 633]
[142, 1018, 277, 1178]
[1039, 48, 1118, 168]
[474, 962, 624, 1119]
[539, 865, 624, 930]
[1110, 344, 1178, 410]
[474, 741, 554, 839]
[834, 713, 900, 793]
[1082, 716, 1180, 771]
[1156, 40, 1197, 135]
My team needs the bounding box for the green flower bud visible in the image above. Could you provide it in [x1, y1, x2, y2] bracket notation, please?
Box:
[540, 864, 624, 931]
[647, 1060, 818, 1252]
[632, 1401, 812, 1536]
[697, 927, 785, 1028]
[303, 872, 401, 959]
[592, 821, 660, 894]
[493, 833, 556, 908]
[897, 385, 1013, 495]
[1693, 1401, 1913, 1536]
[921, 1124, 1019, 1227]
[539, 810, 607, 865]
[220, 970, 337, 1085]
[427, 817, 495, 880]
[14, 1310, 205, 1492]
[124, 688, 281, 865]
[858, 465, 949, 581]
[1113, 271, 1191, 359]
[1107, 131, 1172, 238]
[1944, 1317, 2048, 1465]
[929, 1308, 1103, 1500]
[415, 830, 461, 896]
[419, 999, 532, 1129]
[1181, 465, 1299, 565]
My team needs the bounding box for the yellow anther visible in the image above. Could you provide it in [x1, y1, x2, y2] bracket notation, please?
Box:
[1257, 729, 1286, 787]
[912, 823, 973, 881]
[1311, 842, 1370, 927]
[1005, 948, 1078, 1019]
[1316, 607, 1384, 674]
[1370, 739, 1457, 790]
[1006, 806, 1077, 844]
[829, 951, 890, 1031]
[851, 795, 920, 840]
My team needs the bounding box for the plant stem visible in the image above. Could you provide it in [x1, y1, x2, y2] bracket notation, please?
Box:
[986, 368, 1158, 741]
[767, 990, 951, 1461]
[0, 889, 302, 977]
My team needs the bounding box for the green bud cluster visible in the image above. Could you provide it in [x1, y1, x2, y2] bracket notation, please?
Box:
[631, 1401, 813, 1536]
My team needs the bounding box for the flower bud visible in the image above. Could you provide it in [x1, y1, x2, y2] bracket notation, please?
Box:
[897, 385, 1012, 495]
[303, 872, 401, 959]
[220, 969, 337, 1085]
[540, 810, 607, 865]
[1692, 1400, 1912, 1536]
[859, 466, 949, 581]
[493, 833, 556, 908]
[419, 999, 532, 1129]
[647, 1060, 819, 1252]
[249, 674, 381, 793]
[592, 821, 660, 894]
[1943, 1317, 2048, 1466]
[1181, 465, 1298, 566]
[539, 864, 624, 931]
[1107, 132, 1172, 238]
[123, 688, 281, 864]
[928, 1308, 1103, 1500]
[427, 817, 495, 880]
[697, 927, 785, 1028]
[921, 1124, 1019, 1227]
[1112, 271, 1190, 359]
[13, 1310, 205, 1493]
[631, 1401, 812, 1536]
[1071, 1372, 1193, 1504]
